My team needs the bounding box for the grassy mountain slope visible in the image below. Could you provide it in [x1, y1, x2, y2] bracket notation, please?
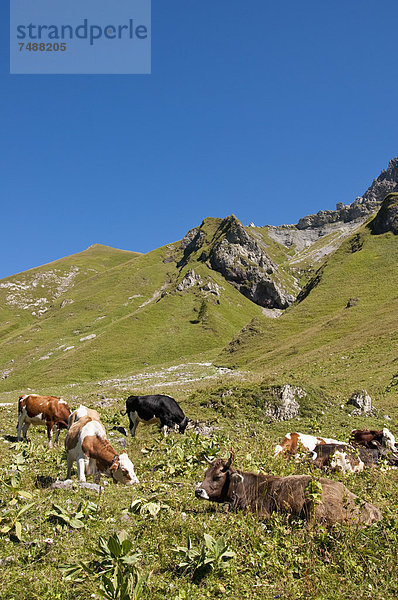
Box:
[219, 220, 398, 397]
[0, 229, 262, 391]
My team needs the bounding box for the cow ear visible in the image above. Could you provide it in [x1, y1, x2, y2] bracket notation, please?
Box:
[230, 472, 244, 485]
[223, 453, 233, 470]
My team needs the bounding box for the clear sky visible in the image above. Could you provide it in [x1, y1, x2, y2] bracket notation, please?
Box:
[1, 1, 398, 279]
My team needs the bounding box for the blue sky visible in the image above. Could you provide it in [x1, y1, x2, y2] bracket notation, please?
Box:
[1, 1, 398, 279]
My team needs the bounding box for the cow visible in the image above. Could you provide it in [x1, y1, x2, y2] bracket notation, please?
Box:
[350, 428, 397, 452]
[274, 432, 347, 456]
[68, 405, 101, 429]
[125, 394, 189, 437]
[311, 443, 364, 473]
[195, 455, 382, 526]
[65, 415, 139, 485]
[312, 441, 398, 471]
[17, 394, 71, 447]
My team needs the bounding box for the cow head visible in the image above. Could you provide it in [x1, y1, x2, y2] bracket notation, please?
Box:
[382, 428, 397, 451]
[110, 451, 139, 485]
[195, 454, 239, 503]
[179, 417, 189, 434]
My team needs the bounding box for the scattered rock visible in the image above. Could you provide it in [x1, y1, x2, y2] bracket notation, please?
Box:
[201, 281, 222, 296]
[347, 390, 373, 415]
[1, 368, 13, 380]
[346, 298, 359, 308]
[51, 479, 103, 493]
[80, 334, 97, 342]
[60, 299, 74, 308]
[264, 385, 306, 421]
[176, 269, 203, 291]
[187, 421, 217, 436]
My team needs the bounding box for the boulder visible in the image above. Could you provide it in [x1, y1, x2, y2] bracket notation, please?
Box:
[176, 269, 203, 291]
[264, 385, 306, 421]
[347, 390, 373, 415]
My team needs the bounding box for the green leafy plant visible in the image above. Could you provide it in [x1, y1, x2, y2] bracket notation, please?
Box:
[128, 496, 170, 519]
[46, 500, 98, 530]
[0, 498, 35, 542]
[145, 432, 224, 477]
[173, 534, 235, 582]
[62, 531, 149, 600]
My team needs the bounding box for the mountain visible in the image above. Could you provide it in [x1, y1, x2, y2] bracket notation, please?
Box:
[0, 160, 397, 394]
[218, 192, 398, 396]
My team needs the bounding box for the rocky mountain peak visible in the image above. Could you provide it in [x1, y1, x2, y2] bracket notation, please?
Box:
[178, 215, 295, 310]
[296, 157, 398, 230]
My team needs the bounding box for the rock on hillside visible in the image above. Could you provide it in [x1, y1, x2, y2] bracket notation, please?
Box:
[180, 215, 295, 309]
[371, 193, 398, 235]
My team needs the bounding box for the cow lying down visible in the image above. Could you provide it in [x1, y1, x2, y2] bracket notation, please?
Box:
[65, 414, 138, 485]
[311, 442, 398, 473]
[275, 432, 347, 456]
[195, 455, 382, 526]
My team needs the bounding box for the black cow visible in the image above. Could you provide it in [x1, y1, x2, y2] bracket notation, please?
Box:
[125, 394, 189, 437]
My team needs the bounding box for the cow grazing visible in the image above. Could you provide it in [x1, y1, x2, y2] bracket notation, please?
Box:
[68, 405, 101, 429]
[125, 394, 189, 437]
[195, 455, 382, 526]
[65, 415, 138, 485]
[17, 394, 71, 447]
[275, 432, 347, 456]
[350, 428, 397, 452]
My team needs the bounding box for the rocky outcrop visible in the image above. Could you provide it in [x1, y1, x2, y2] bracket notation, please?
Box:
[264, 385, 306, 421]
[296, 158, 398, 230]
[208, 217, 294, 309]
[371, 193, 398, 235]
[176, 269, 203, 291]
[347, 390, 373, 415]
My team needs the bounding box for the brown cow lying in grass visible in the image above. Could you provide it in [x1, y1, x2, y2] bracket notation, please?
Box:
[195, 455, 382, 526]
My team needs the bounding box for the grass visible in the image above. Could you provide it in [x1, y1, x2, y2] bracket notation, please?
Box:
[218, 223, 398, 399]
[0, 210, 398, 598]
[0, 237, 262, 391]
[0, 371, 397, 600]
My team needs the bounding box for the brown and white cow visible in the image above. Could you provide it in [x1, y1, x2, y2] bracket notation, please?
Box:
[17, 394, 71, 447]
[350, 428, 397, 452]
[195, 455, 382, 526]
[311, 443, 364, 473]
[65, 415, 139, 485]
[68, 405, 101, 429]
[274, 432, 347, 456]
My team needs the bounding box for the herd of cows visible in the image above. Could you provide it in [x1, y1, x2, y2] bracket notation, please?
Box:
[15, 392, 398, 526]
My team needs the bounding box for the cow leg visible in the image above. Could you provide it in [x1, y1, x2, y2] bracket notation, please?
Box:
[21, 422, 30, 440]
[129, 411, 139, 437]
[54, 425, 61, 446]
[66, 453, 73, 479]
[47, 422, 54, 448]
[17, 413, 25, 441]
[162, 424, 168, 437]
[77, 458, 86, 482]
